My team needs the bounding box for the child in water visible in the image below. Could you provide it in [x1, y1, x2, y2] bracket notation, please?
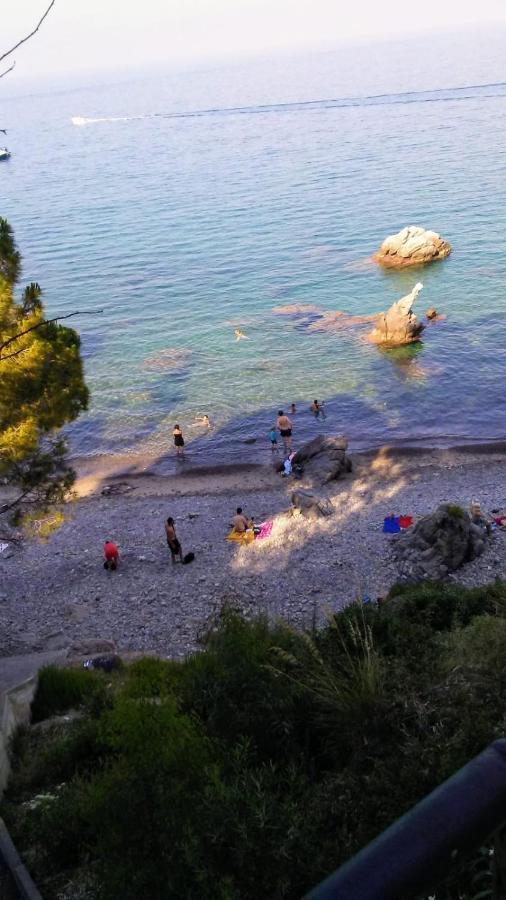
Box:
[269, 427, 278, 450]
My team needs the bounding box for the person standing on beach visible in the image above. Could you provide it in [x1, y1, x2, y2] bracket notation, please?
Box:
[173, 424, 185, 456]
[276, 409, 293, 454]
[165, 517, 183, 564]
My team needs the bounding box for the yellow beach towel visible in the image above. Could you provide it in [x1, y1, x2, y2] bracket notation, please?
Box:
[226, 528, 255, 545]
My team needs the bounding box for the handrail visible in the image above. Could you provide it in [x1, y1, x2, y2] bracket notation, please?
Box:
[307, 739, 506, 899]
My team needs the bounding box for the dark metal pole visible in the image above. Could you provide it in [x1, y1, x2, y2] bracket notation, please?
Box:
[307, 739, 506, 900]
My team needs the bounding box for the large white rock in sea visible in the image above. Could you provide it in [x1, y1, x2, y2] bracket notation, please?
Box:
[374, 225, 451, 268]
[368, 282, 425, 347]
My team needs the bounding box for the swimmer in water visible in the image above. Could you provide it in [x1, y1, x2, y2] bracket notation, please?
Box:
[194, 414, 211, 428]
[234, 329, 249, 341]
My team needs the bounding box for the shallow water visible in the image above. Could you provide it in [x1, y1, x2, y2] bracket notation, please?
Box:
[2, 32, 506, 467]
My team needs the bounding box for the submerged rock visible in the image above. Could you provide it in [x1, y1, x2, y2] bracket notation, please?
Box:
[393, 503, 489, 581]
[369, 283, 425, 347]
[374, 226, 451, 268]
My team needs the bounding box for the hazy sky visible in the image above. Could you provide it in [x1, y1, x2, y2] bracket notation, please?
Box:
[3, 0, 506, 80]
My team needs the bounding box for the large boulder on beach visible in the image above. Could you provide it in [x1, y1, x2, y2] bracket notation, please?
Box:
[393, 503, 489, 582]
[374, 226, 451, 268]
[292, 435, 352, 487]
[369, 282, 425, 347]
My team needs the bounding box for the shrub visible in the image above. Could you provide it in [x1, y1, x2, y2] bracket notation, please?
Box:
[5, 583, 506, 899]
[31, 666, 105, 722]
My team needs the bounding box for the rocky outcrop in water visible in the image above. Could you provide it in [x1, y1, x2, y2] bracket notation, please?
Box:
[393, 503, 489, 581]
[374, 226, 451, 268]
[369, 283, 424, 347]
[292, 435, 352, 487]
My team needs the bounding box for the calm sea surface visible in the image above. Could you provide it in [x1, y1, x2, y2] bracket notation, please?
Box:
[2, 32, 506, 468]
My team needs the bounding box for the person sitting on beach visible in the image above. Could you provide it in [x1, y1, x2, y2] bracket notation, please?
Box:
[276, 410, 293, 453]
[103, 540, 119, 571]
[173, 424, 185, 456]
[232, 507, 250, 533]
[269, 427, 278, 451]
[470, 500, 491, 536]
[165, 517, 183, 564]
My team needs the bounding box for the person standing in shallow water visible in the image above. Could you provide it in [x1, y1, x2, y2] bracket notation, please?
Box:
[276, 409, 293, 454]
[173, 424, 185, 456]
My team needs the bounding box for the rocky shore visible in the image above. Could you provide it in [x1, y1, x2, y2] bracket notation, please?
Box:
[0, 447, 505, 660]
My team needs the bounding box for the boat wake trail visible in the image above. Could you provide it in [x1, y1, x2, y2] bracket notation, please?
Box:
[70, 79, 506, 128]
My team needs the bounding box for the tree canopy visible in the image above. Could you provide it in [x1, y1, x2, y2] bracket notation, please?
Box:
[0, 217, 88, 516]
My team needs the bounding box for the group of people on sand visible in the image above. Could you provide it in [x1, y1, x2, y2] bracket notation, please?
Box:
[103, 517, 184, 570]
[102, 504, 258, 572]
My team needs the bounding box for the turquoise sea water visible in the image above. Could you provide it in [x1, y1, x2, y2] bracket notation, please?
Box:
[2, 32, 506, 467]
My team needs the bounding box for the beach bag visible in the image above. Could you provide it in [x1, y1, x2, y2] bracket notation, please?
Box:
[182, 552, 195, 565]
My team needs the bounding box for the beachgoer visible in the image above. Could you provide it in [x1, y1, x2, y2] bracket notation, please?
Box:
[103, 540, 119, 571]
[269, 427, 278, 451]
[470, 500, 491, 536]
[173, 424, 185, 456]
[232, 507, 250, 533]
[311, 399, 322, 419]
[282, 457, 292, 477]
[276, 409, 293, 453]
[291, 403, 297, 415]
[165, 517, 183, 563]
[194, 414, 211, 428]
[234, 329, 249, 341]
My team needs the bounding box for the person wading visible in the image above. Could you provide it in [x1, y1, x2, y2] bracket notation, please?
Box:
[276, 409, 293, 454]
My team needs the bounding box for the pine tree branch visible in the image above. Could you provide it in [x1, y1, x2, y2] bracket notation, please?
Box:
[0, 1, 56, 66]
[0, 308, 103, 360]
[0, 62, 16, 80]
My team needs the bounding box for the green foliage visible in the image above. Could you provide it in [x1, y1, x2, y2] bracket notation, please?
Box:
[0, 217, 88, 520]
[31, 666, 105, 722]
[4, 582, 506, 899]
[447, 503, 466, 518]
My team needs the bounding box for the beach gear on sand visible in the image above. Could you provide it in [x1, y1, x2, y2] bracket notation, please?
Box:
[399, 515, 413, 529]
[383, 515, 400, 533]
[227, 528, 255, 544]
[182, 552, 195, 564]
[255, 521, 273, 540]
[383, 514, 413, 533]
[226, 522, 273, 543]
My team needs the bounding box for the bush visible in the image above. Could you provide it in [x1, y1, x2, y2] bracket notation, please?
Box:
[31, 666, 105, 722]
[4, 582, 506, 899]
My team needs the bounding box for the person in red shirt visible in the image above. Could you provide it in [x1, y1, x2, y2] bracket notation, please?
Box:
[103, 540, 119, 571]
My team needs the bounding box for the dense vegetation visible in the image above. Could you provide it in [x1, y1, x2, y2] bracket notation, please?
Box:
[0, 217, 88, 520]
[4, 581, 506, 899]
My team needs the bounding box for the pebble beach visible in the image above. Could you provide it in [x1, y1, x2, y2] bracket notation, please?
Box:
[1, 445, 505, 660]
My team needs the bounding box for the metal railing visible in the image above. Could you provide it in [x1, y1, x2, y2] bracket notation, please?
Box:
[307, 739, 506, 899]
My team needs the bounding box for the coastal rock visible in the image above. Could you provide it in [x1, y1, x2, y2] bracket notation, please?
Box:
[368, 283, 424, 347]
[393, 503, 489, 581]
[293, 435, 352, 487]
[291, 489, 334, 518]
[374, 226, 451, 268]
[142, 348, 191, 372]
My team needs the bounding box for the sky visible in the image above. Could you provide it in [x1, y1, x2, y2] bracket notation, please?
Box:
[3, 0, 506, 81]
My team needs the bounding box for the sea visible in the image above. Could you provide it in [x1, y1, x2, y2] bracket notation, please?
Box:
[2, 29, 506, 470]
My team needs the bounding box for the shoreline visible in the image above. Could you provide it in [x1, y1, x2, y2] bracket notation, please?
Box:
[71, 439, 506, 498]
